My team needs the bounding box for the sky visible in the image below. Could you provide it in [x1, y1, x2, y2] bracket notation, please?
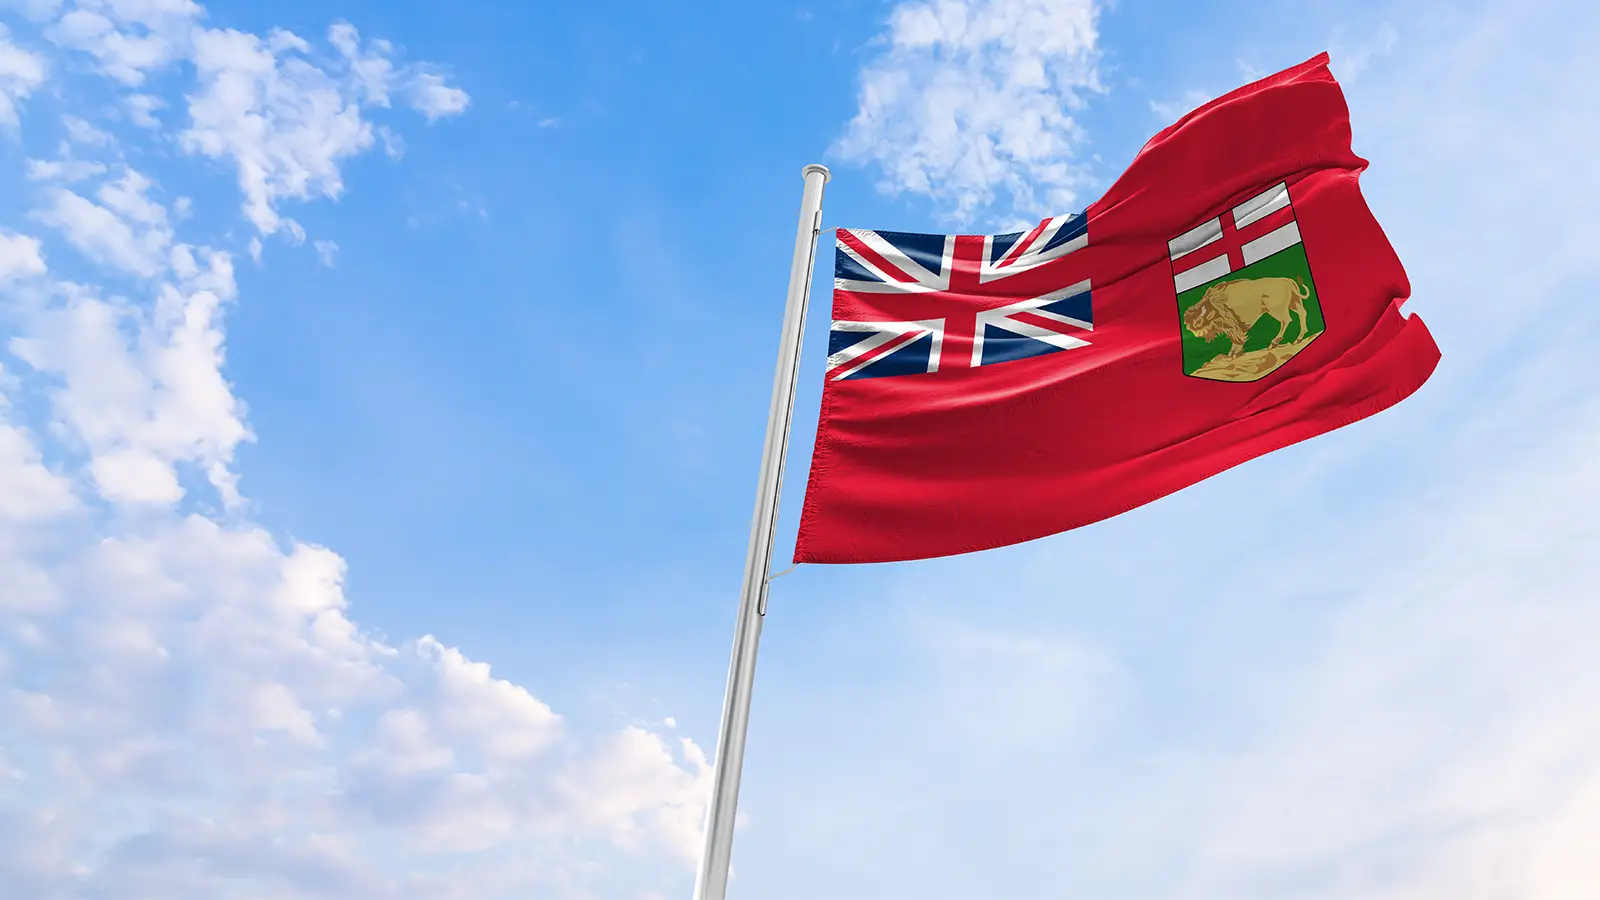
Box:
[0, 0, 1596, 898]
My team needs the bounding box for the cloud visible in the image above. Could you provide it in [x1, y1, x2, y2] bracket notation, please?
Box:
[1148, 88, 1213, 122]
[60, 112, 111, 145]
[8, 243, 250, 506]
[122, 90, 163, 127]
[176, 21, 469, 238]
[30, 168, 173, 277]
[0, 3, 707, 896]
[833, 0, 1102, 222]
[25, 157, 107, 182]
[328, 21, 471, 122]
[30, 4, 470, 243]
[0, 371, 77, 523]
[0, 231, 47, 281]
[0, 23, 47, 128]
[180, 25, 377, 237]
[1162, 390, 1600, 899]
[45, 5, 186, 85]
[314, 238, 337, 266]
[407, 71, 470, 121]
[1328, 22, 1399, 82]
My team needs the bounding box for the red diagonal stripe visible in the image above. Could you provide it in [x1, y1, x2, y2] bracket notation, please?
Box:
[828, 328, 930, 377]
[838, 230, 918, 283]
[997, 218, 1049, 269]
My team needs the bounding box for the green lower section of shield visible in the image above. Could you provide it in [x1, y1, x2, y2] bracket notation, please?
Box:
[1176, 242, 1325, 382]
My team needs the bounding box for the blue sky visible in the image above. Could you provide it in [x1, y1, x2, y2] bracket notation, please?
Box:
[0, 0, 1596, 898]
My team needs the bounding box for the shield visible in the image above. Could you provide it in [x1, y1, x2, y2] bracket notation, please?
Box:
[1168, 182, 1326, 382]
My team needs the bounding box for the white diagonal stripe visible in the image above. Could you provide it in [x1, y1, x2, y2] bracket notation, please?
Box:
[827, 319, 943, 380]
[853, 229, 953, 285]
[1168, 216, 1222, 260]
[1233, 182, 1291, 229]
[971, 279, 1092, 366]
[979, 319, 1092, 361]
[980, 215, 1089, 283]
[1174, 254, 1232, 293]
[1241, 220, 1302, 266]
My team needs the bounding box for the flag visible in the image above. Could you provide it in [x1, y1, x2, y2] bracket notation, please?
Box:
[793, 53, 1440, 565]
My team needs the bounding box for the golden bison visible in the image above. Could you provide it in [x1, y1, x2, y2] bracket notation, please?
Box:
[1182, 276, 1316, 359]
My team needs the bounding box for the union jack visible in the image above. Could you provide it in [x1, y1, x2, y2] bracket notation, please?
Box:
[825, 213, 1094, 381]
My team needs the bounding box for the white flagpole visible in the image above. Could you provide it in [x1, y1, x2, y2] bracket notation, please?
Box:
[691, 163, 831, 900]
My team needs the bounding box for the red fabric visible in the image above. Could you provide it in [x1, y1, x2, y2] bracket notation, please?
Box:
[793, 53, 1440, 565]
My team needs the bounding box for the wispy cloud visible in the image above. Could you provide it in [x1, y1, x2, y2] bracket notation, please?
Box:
[1148, 88, 1212, 122]
[0, 24, 47, 128]
[833, 0, 1103, 223]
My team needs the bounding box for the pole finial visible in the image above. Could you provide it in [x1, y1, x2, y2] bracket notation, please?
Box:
[802, 163, 832, 183]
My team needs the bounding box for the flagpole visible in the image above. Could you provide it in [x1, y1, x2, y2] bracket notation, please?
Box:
[691, 163, 830, 900]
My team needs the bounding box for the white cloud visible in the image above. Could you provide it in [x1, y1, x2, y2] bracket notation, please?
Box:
[0, 371, 77, 522]
[176, 19, 469, 241]
[329, 21, 471, 122]
[40, 0, 205, 85]
[0, 4, 705, 896]
[122, 90, 163, 126]
[1163, 396, 1600, 899]
[60, 112, 111, 145]
[24, 5, 469, 245]
[7, 244, 251, 507]
[25, 157, 107, 182]
[9, 0, 64, 22]
[327, 20, 396, 106]
[313, 238, 337, 266]
[0, 23, 47, 128]
[1329, 22, 1400, 82]
[1148, 88, 1213, 122]
[30, 168, 173, 277]
[408, 71, 470, 121]
[46, 7, 178, 85]
[833, 0, 1102, 222]
[0, 231, 47, 281]
[180, 25, 372, 237]
[376, 124, 405, 158]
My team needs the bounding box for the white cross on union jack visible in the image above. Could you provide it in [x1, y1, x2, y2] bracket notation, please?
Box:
[825, 213, 1095, 381]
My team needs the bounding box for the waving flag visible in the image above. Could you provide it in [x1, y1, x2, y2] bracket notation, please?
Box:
[794, 53, 1440, 565]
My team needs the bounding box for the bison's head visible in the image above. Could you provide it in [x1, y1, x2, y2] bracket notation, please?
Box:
[1183, 297, 1221, 339]
[1184, 286, 1246, 342]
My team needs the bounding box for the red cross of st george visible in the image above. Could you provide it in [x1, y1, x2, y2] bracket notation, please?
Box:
[1173, 201, 1298, 280]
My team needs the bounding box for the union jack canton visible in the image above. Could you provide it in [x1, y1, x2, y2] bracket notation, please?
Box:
[825, 213, 1094, 380]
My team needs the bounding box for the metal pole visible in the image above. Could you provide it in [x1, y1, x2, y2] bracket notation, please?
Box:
[691, 163, 830, 900]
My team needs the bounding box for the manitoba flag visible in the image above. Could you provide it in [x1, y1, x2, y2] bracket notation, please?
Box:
[794, 53, 1440, 565]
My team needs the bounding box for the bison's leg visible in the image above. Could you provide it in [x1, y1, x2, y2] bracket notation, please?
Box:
[1267, 311, 1290, 348]
[1294, 302, 1312, 341]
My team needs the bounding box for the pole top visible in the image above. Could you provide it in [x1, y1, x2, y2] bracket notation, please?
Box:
[802, 164, 832, 183]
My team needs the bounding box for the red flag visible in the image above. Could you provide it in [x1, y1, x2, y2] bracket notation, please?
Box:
[794, 53, 1439, 565]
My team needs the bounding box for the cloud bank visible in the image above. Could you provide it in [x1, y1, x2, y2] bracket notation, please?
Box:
[0, 4, 706, 897]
